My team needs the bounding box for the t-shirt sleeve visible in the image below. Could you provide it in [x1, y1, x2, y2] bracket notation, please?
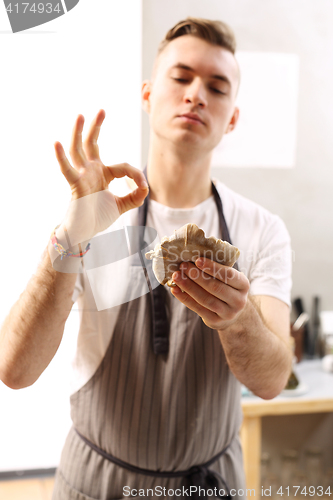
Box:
[249, 216, 292, 307]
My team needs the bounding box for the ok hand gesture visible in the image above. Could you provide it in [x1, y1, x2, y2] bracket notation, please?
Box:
[54, 109, 149, 246]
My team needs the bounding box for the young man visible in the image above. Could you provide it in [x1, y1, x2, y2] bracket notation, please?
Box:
[0, 18, 292, 500]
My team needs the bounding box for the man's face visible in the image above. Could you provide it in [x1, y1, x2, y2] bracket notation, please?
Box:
[142, 35, 240, 154]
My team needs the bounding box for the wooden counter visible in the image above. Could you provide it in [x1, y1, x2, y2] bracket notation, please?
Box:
[240, 360, 333, 494]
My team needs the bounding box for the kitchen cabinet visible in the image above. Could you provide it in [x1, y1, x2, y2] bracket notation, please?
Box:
[240, 360, 333, 494]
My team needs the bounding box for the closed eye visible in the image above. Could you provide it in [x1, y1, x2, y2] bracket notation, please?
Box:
[172, 77, 226, 95]
[210, 88, 226, 95]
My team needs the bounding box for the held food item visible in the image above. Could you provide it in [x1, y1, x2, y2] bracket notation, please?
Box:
[145, 223, 240, 287]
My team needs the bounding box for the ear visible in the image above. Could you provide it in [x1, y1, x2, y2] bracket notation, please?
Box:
[142, 80, 152, 114]
[225, 107, 239, 134]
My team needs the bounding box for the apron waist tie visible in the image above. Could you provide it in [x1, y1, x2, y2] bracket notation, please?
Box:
[74, 428, 232, 500]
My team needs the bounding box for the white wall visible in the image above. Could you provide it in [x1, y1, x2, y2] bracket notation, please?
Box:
[1, 0, 332, 474]
[0, 0, 142, 471]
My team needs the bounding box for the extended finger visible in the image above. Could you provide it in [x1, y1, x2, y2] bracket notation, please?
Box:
[54, 141, 80, 186]
[170, 285, 225, 328]
[83, 109, 106, 160]
[195, 258, 249, 291]
[177, 262, 248, 313]
[69, 114, 87, 167]
[172, 267, 235, 315]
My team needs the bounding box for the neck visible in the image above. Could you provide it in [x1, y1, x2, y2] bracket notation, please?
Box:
[146, 136, 213, 209]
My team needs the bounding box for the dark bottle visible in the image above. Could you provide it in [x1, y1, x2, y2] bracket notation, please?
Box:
[312, 296, 324, 358]
[294, 298, 310, 356]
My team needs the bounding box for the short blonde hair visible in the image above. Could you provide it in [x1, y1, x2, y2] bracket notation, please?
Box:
[158, 17, 237, 56]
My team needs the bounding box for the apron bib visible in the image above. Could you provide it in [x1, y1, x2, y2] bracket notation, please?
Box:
[52, 176, 246, 500]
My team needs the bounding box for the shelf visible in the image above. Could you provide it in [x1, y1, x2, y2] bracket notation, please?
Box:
[240, 359, 333, 493]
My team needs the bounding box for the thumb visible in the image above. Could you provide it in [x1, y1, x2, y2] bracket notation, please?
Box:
[114, 186, 149, 215]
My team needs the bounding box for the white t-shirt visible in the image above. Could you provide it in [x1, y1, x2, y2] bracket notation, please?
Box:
[69, 178, 292, 394]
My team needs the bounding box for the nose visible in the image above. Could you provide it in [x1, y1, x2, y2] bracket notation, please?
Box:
[183, 78, 207, 108]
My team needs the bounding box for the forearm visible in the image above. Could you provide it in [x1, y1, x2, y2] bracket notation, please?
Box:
[0, 240, 77, 390]
[218, 297, 292, 399]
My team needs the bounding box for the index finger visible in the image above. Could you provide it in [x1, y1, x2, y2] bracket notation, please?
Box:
[83, 109, 106, 160]
[195, 257, 247, 291]
[106, 163, 149, 215]
[105, 162, 148, 189]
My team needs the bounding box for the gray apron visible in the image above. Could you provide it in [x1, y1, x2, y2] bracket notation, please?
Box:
[52, 177, 246, 500]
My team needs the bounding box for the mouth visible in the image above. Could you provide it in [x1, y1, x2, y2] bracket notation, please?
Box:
[178, 113, 205, 125]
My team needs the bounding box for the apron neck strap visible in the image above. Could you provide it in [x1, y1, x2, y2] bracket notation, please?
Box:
[138, 166, 237, 355]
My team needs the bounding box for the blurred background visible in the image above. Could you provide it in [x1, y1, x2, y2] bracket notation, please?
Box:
[0, 0, 332, 498]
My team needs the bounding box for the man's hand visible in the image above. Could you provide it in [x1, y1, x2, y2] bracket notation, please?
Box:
[170, 257, 250, 330]
[170, 257, 292, 399]
[54, 109, 149, 245]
